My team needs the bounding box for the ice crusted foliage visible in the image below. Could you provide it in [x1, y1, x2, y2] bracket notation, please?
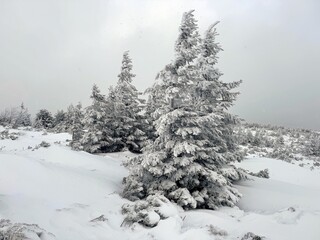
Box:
[69, 102, 84, 149]
[208, 225, 228, 237]
[123, 10, 243, 214]
[52, 103, 84, 135]
[72, 52, 147, 154]
[53, 110, 67, 132]
[121, 194, 177, 227]
[13, 103, 32, 128]
[75, 85, 117, 153]
[0, 103, 31, 128]
[34, 109, 54, 129]
[249, 169, 269, 179]
[113, 51, 147, 153]
[0, 219, 55, 240]
[241, 232, 264, 240]
[0, 129, 20, 140]
[197, 22, 243, 162]
[235, 122, 320, 168]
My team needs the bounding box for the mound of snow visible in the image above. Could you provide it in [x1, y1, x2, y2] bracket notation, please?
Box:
[0, 129, 320, 240]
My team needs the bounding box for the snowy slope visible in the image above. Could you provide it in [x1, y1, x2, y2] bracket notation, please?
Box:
[1, 128, 320, 239]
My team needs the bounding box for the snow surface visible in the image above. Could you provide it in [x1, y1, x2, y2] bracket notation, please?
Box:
[1, 128, 320, 239]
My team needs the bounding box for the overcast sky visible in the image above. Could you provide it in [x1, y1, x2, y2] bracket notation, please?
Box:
[0, 0, 319, 130]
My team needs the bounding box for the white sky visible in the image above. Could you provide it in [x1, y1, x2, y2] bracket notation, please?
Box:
[0, 0, 319, 129]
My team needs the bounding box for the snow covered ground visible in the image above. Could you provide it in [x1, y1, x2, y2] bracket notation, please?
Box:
[1, 128, 320, 239]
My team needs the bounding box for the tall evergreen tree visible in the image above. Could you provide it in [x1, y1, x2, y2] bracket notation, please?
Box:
[114, 51, 147, 153]
[123, 11, 242, 210]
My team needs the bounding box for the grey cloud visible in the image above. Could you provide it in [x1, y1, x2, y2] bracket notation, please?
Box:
[0, 0, 319, 130]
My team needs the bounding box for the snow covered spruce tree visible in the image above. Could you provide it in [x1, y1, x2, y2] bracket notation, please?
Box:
[69, 102, 84, 149]
[123, 11, 243, 212]
[113, 51, 147, 153]
[34, 109, 54, 129]
[53, 110, 67, 132]
[74, 84, 116, 153]
[13, 103, 32, 128]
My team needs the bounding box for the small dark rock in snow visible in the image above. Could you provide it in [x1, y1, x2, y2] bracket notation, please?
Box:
[39, 141, 51, 148]
[90, 215, 108, 222]
[288, 207, 296, 212]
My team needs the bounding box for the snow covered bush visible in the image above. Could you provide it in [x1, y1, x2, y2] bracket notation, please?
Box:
[235, 122, 320, 168]
[13, 103, 32, 128]
[121, 194, 177, 227]
[249, 169, 269, 179]
[39, 141, 51, 148]
[0, 104, 31, 128]
[0, 219, 55, 240]
[0, 129, 20, 140]
[241, 232, 264, 240]
[208, 225, 228, 237]
[123, 10, 243, 214]
[34, 109, 54, 129]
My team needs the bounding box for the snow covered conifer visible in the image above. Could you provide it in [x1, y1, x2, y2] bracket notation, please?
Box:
[69, 102, 84, 149]
[53, 110, 67, 132]
[13, 103, 31, 128]
[34, 109, 54, 129]
[76, 85, 115, 153]
[144, 10, 201, 140]
[113, 51, 147, 153]
[123, 11, 242, 211]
